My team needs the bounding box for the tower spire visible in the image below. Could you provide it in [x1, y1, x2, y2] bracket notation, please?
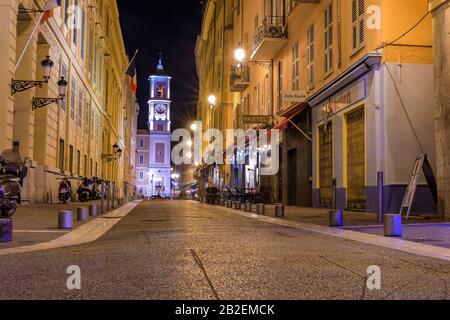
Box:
[157, 52, 164, 71]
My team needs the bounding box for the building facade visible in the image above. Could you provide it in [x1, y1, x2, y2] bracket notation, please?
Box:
[0, 0, 136, 204]
[197, 0, 437, 215]
[430, 0, 450, 219]
[135, 57, 173, 198]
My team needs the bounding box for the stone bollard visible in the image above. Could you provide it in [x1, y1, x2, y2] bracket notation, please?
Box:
[329, 210, 344, 227]
[234, 202, 242, 210]
[58, 211, 73, 230]
[244, 202, 252, 212]
[384, 214, 403, 237]
[89, 204, 98, 217]
[77, 207, 89, 222]
[0, 219, 13, 243]
[256, 204, 265, 215]
[275, 204, 285, 218]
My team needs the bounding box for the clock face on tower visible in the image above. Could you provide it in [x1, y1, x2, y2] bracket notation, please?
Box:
[155, 103, 167, 116]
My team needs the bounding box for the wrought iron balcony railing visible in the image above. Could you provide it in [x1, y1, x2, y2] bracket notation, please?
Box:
[252, 16, 287, 54]
[230, 65, 250, 92]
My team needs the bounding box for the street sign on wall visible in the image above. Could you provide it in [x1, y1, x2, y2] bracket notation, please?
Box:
[283, 91, 306, 103]
[242, 115, 273, 125]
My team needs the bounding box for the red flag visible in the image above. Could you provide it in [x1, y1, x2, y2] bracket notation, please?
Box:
[40, 0, 62, 24]
[126, 58, 137, 94]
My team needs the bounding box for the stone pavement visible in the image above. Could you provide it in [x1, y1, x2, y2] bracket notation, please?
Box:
[232, 203, 450, 249]
[1, 198, 127, 250]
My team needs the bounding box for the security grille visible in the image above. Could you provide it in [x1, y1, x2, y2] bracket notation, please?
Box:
[346, 107, 366, 209]
[319, 123, 333, 205]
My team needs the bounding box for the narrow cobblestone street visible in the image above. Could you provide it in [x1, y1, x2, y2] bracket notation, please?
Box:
[0, 200, 449, 300]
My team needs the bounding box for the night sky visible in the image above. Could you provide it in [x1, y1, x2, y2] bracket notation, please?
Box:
[117, 0, 203, 130]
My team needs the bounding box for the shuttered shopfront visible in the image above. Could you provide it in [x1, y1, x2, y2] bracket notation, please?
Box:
[319, 122, 333, 205]
[346, 106, 366, 210]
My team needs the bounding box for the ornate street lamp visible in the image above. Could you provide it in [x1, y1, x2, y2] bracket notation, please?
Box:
[11, 56, 54, 95]
[102, 143, 123, 161]
[32, 77, 68, 110]
[208, 94, 217, 110]
[234, 47, 246, 63]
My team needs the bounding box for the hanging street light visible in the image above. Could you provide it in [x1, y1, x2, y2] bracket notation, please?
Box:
[11, 56, 55, 95]
[234, 47, 246, 63]
[32, 76, 68, 110]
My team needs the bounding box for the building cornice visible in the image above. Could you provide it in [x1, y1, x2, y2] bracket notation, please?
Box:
[429, 0, 449, 11]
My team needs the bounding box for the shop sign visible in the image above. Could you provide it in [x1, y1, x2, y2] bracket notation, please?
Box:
[242, 115, 273, 125]
[283, 91, 307, 103]
[319, 80, 366, 121]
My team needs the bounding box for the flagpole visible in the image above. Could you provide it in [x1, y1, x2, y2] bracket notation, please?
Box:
[124, 49, 139, 75]
[15, 12, 45, 73]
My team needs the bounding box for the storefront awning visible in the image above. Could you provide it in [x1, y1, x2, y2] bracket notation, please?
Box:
[273, 102, 309, 131]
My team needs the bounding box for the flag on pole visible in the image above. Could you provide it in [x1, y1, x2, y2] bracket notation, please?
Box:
[41, 0, 62, 24]
[126, 51, 138, 94]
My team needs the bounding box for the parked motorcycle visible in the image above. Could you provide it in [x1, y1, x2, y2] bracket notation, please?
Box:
[92, 177, 102, 200]
[57, 178, 72, 204]
[77, 178, 93, 202]
[0, 149, 30, 218]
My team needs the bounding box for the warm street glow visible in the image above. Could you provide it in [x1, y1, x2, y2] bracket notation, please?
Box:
[234, 47, 246, 62]
[207, 94, 217, 106]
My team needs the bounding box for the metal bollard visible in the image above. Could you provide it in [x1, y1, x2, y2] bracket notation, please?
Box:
[112, 183, 116, 209]
[226, 200, 233, 208]
[219, 199, 225, 206]
[58, 211, 73, 229]
[377, 172, 384, 223]
[244, 202, 252, 212]
[256, 204, 265, 215]
[107, 183, 111, 210]
[234, 202, 242, 210]
[0, 219, 13, 242]
[77, 207, 89, 221]
[275, 204, 285, 218]
[100, 181, 105, 214]
[384, 214, 403, 237]
[89, 204, 98, 217]
[329, 210, 344, 227]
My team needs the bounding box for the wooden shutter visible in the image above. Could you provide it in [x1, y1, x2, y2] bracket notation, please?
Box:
[324, 4, 333, 73]
[319, 123, 333, 205]
[346, 107, 366, 209]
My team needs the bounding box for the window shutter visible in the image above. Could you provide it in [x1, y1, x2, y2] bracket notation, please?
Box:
[352, 0, 358, 51]
[324, 4, 333, 73]
[307, 25, 314, 87]
[358, 0, 365, 47]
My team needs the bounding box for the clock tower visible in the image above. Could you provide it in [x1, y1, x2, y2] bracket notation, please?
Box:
[148, 54, 172, 198]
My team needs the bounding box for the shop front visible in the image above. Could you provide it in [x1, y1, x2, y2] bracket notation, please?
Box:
[310, 54, 436, 214]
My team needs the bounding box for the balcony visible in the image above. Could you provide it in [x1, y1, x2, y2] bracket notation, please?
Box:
[251, 16, 288, 61]
[230, 65, 250, 92]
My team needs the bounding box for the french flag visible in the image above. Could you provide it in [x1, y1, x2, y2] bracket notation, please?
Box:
[41, 0, 62, 24]
[126, 58, 138, 94]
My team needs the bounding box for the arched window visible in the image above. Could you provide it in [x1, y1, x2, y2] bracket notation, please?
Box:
[156, 82, 166, 98]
